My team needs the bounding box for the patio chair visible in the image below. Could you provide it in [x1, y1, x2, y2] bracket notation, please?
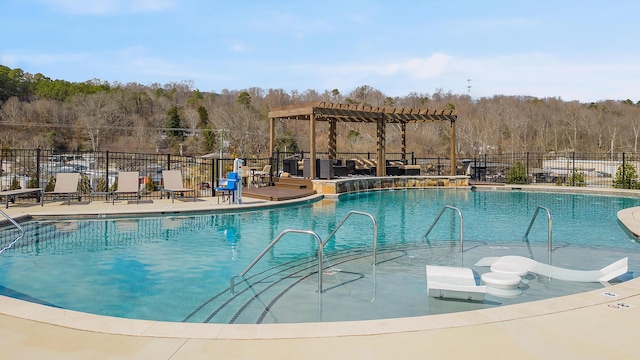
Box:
[45, 172, 81, 206]
[252, 165, 271, 187]
[112, 171, 140, 204]
[161, 170, 196, 203]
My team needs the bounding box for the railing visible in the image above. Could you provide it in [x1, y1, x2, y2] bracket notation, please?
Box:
[323, 210, 378, 265]
[424, 206, 464, 252]
[230, 229, 324, 294]
[523, 206, 553, 259]
[231, 210, 378, 296]
[0, 210, 25, 254]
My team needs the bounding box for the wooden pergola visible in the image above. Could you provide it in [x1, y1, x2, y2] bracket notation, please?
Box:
[268, 101, 458, 178]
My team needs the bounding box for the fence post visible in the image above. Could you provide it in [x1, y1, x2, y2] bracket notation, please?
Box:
[571, 152, 576, 186]
[622, 152, 627, 189]
[525, 152, 529, 184]
[36, 149, 41, 188]
[483, 154, 487, 181]
[105, 151, 109, 191]
[210, 158, 216, 189]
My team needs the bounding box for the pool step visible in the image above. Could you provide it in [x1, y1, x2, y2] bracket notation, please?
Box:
[185, 256, 321, 324]
[187, 248, 414, 324]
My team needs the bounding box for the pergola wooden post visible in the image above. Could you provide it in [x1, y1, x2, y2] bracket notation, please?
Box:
[450, 118, 456, 176]
[328, 119, 337, 159]
[268, 102, 457, 179]
[269, 117, 275, 158]
[309, 111, 317, 179]
[401, 123, 406, 161]
[376, 115, 386, 176]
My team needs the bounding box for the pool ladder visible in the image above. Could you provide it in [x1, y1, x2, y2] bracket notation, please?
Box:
[230, 210, 377, 294]
[0, 209, 25, 254]
[523, 205, 553, 260]
[424, 205, 553, 258]
[424, 206, 464, 252]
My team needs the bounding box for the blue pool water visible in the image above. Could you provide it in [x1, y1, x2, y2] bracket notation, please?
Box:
[0, 189, 639, 323]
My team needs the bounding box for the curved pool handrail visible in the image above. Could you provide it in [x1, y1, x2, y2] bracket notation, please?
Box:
[323, 210, 378, 265]
[424, 206, 464, 252]
[231, 229, 324, 294]
[523, 205, 553, 261]
[0, 209, 25, 255]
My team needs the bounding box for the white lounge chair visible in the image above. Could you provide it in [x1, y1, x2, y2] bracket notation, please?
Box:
[161, 170, 196, 202]
[112, 171, 140, 204]
[426, 265, 486, 301]
[45, 172, 80, 206]
[475, 255, 628, 283]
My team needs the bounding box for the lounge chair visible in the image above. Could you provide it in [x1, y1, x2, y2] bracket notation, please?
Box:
[1, 187, 44, 208]
[161, 170, 196, 203]
[112, 171, 140, 204]
[475, 255, 628, 282]
[426, 265, 486, 301]
[45, 172, 81, 206]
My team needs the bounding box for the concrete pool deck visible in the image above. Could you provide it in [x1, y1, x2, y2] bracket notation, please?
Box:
[2, 188, 640, 359]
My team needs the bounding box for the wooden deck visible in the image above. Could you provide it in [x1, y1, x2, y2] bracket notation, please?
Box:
[242, 177, 315, 201]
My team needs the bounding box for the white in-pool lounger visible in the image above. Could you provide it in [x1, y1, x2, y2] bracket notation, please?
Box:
[474, 255, 628, 283]
[426, 265, 486, 301]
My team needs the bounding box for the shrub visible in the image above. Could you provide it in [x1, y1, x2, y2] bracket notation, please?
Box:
[110, 178, 118, 192]
[145, 176, 157, 192]
[567, 169, 586, 187]
[44, 175, 56, 192]
[506, 161, 528, 184]
[27, 172, 39, 188]
[79, 174, 91, 194]
[95, 177, 108, 192]
[9, 176, 21, 190]
[613, 162, 640, 189]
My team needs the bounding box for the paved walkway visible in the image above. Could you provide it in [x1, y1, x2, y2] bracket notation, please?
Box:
[1, 191, 640, 359]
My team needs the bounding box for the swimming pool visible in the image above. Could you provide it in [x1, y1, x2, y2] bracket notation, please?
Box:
[0, 189, 639, 323]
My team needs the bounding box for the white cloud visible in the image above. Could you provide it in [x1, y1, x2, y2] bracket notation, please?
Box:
[230, 42, 253, 53]
[309, 53, 451, 79]
[383, 54, 452, 78]
[39, 0, 176, 15]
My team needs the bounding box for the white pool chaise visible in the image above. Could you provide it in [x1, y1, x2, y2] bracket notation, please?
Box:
[475, 255, 628, 283]
[426, 265, 486, 301]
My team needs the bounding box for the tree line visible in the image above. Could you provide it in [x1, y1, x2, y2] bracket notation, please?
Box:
[1, 64, 640, 158]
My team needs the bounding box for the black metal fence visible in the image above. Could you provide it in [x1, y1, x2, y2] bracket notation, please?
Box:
[461, 152, 640, 189]
[0, 149, 272, 202]
[1, 149, 640, 205]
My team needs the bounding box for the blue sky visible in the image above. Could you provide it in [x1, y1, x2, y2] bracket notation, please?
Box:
[2, 0, 639, 102]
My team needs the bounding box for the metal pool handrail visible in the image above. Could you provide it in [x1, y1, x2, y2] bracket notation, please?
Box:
[230, 229, 324, 294]
[322, 210, 378, 265]
[523, 205, 553, 258]
[424, 206, 464, 252]
[0, 209, 25, 255]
